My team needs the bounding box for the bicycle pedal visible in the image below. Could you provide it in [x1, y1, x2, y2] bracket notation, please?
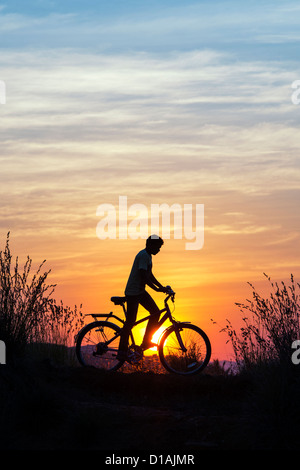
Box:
[127, 351, 143, 365]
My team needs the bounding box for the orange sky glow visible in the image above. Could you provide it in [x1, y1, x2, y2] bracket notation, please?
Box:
[1, 2, 300, 363]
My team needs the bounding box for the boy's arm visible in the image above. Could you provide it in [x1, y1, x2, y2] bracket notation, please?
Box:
[149, 271, 166, 292]
[140, 269, 166, 292]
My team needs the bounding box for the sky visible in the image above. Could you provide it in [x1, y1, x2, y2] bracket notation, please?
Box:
[1, 0, 300, 360]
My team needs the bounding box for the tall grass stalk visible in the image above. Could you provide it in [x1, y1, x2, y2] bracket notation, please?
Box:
[221, 273, 300, 370]
[0, 233, 83, 361]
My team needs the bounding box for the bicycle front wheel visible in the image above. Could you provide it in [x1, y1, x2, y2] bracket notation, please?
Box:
[158, 323, 211, 375]
[75, 321, 124, 371]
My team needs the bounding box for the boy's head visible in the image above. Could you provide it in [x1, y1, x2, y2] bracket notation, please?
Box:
[146, 234, 164, 255]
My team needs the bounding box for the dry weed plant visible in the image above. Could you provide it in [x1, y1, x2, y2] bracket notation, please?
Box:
[0, 233, 84, 360]
[219, 273, 300, 370]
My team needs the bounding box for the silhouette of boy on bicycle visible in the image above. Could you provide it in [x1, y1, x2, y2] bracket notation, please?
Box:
[116, 235, 167, 362]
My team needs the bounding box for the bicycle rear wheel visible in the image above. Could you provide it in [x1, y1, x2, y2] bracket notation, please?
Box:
[158, 323, 211, 375]
[75, 321, 124, 371]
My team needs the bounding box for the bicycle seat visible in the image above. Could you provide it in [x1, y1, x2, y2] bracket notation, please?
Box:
[110, 296, 126, 305]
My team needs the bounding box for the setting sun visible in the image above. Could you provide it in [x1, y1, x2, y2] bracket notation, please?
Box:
[151, 326, 167, 346]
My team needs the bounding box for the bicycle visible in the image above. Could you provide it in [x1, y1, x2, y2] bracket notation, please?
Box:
[75, 286, 211, 375]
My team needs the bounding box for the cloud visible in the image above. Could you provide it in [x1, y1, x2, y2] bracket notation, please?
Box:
[205, 224, 280, 236]
[1, 47, 299, 226]
[0, 2, 299, 259]
[1, 48, 298, 137]
[1, 1, 300, 56]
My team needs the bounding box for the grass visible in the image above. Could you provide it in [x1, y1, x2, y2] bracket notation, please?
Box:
[217, 273, 300, 371]
[0, 232, 84, 362]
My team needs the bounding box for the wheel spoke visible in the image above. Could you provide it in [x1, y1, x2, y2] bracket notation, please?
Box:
[159, 324, 211, 375]
[76, 322, 123, 371]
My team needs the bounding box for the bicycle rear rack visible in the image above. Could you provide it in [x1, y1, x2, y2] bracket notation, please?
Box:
[85, 312, 125, 324]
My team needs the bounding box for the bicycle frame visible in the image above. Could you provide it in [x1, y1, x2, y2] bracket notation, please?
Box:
[75, 285, 212, 375]
[85, 292, 187, 351]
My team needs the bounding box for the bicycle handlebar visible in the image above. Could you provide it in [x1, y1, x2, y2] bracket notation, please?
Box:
[165, 285, 175, 302]
[165, 285, 175, 295]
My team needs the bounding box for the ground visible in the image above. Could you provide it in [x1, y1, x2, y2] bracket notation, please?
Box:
[1, 355, 299, 452]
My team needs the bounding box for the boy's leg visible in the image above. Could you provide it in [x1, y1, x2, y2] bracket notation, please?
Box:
[139, 291, 161, 349]
[117, 295, 139, 360]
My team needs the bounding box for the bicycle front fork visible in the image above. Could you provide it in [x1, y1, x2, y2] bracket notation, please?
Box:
[174, 326, 187, 353]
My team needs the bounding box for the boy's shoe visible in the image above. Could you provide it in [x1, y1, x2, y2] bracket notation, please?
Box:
[115, 348, 143, 364]
[127, 346, 143, 364]
[127, 352, 142, 364]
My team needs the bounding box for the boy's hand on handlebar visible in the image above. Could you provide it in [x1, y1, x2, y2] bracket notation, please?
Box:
[164, 285, 175, 294]
[158, 286, 167, 293]
[158, 286, 169, 293]
[157, 285, 175, 294]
